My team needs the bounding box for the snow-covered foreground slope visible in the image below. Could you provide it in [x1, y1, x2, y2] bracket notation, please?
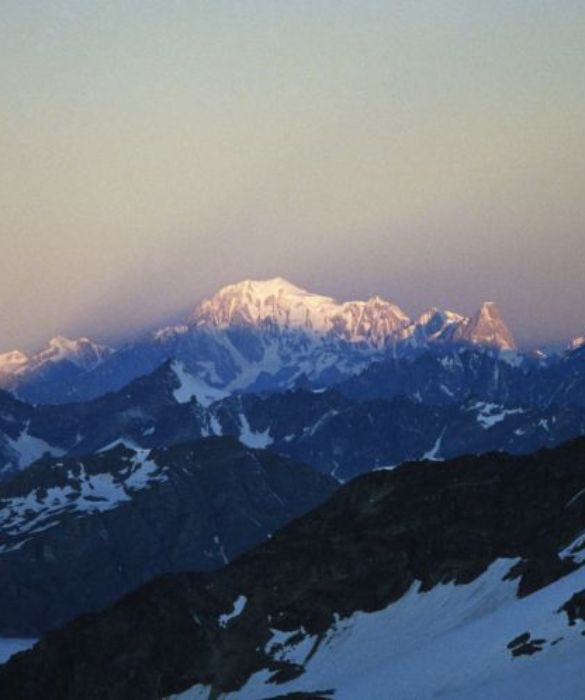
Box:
[172, 560, 585, 700]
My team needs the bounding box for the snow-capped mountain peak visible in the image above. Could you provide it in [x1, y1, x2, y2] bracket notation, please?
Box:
[190, 277, 411, 347]
[416, 307, 465, 327]
[569, 334, 585, 351]
[0, 350, 29, 375]
[45, 336, 92, 361]
[32, 336, 112, 371]
[0, 337, 112, 380]
[191, 277, 336, 330]
[409, 307, 466, 343]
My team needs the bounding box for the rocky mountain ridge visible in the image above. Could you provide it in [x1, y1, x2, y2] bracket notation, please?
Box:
[0, 436, 336, 636]
[2, 358, 585, 482]
[3, 437, 585, 699]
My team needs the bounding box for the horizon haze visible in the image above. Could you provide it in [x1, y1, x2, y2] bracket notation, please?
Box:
[1, 1, 584, 352]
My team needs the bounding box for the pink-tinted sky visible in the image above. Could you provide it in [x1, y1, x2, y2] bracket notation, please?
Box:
[1, 1, 584, 352]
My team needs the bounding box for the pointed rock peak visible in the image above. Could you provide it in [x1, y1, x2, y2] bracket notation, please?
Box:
[477, 301, 502, 319]
[455, 301, 516, 351]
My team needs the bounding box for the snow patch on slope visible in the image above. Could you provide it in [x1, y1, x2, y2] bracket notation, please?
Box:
[0, 447, 166, 554]
[238, 414, 273, 449]
[7, 424, 65, 468]
[422, 428, 445, 460]
[171, 361, 229, 407]
[219, 596, 247, 627]
[471, 403, 525, 429]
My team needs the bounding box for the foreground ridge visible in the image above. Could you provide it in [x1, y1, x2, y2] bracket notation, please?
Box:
[3, 438, 585, 699]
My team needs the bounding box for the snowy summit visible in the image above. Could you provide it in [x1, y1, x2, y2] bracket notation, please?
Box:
[191, 277, 411, 347]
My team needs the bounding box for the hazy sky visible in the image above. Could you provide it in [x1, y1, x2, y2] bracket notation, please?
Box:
[1, 1, 584, 353]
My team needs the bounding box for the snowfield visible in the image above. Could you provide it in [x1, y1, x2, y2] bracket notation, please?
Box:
[171, 361, 228, 407]
[167, 559, 585, 700]
[6, 423, 65, 469]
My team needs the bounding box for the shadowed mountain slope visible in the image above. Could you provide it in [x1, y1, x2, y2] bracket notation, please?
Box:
[3, 438, 585, 699]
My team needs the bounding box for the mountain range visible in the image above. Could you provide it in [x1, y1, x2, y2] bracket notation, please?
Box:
[2, 356, 585, 483]
[0, 278, 559, 405]
[1, 277, 585, 699]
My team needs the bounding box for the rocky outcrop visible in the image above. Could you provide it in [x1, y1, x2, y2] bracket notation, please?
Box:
[453, 301, 516, 350]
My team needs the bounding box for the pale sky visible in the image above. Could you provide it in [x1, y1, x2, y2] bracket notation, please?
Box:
[1, 1, 584, 352]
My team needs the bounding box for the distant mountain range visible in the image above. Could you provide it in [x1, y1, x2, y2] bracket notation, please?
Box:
[4, 437, 585, 700]
[2, 357, 585, 482]
[4, 277, 580, 405]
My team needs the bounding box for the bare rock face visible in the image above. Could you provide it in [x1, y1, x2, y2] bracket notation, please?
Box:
[453, 301, 517, 350]
[3, 437, 585, 700]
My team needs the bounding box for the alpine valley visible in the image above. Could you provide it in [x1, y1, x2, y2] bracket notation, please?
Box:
[1, 278, 585, 700]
